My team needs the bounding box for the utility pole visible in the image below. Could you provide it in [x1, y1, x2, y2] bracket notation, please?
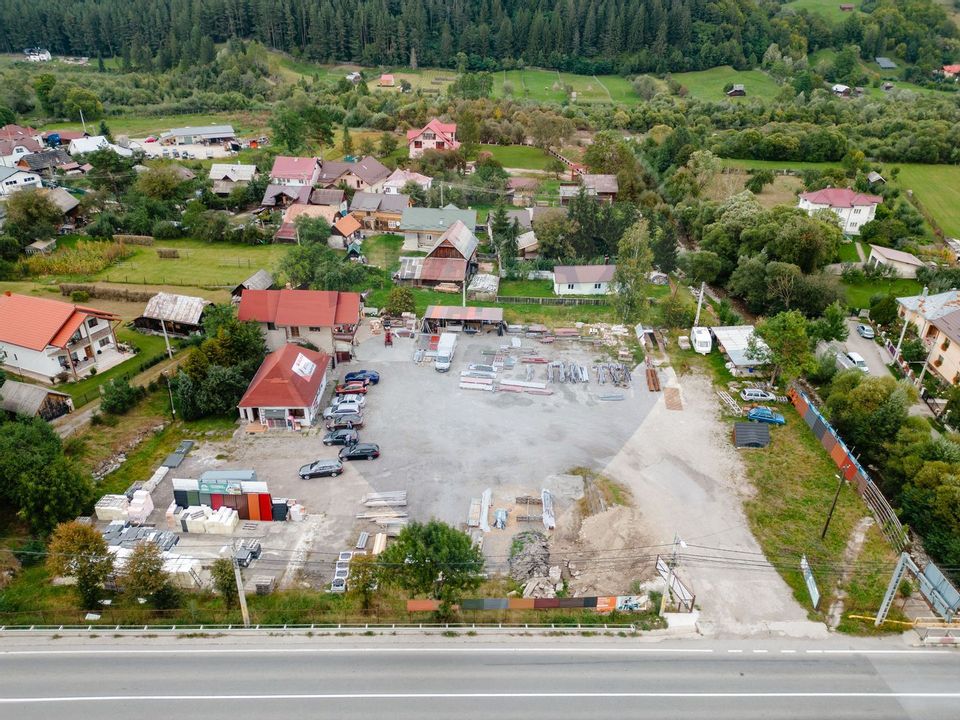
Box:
[660, 533, 683, 615]
[693, 282, 706, 327]
[894, 286, 926, 362]
[233, 558, 251, 628]
[820, 474, 844, 540]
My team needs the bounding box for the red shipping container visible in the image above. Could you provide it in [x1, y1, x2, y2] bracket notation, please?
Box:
[211, 494, 224, 510]
[248, 494, 261, 521]
[259, 494, 273, 521]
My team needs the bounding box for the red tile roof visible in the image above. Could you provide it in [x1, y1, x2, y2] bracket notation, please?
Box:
[799, 188, 882, 208]
[238, 344, 330, 409]
[943, 65, 960, 75]
[270, 156, 319, 182]
[0, 292, 118, 351]
[238, 289, 361, 328]
[406, 118, 459, 146]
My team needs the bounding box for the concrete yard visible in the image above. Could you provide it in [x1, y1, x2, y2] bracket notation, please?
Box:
[142, 329, 817, 635]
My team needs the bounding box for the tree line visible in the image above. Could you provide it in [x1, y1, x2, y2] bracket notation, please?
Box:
[0, 0, 955, 74]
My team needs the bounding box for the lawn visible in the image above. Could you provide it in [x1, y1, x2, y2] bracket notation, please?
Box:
[479, 144, 553, 170]
[783, 0, 859, 22]
[671, 66, 783, 102]
[498, 279, 555, 297]
[58, 329, 171, 406]
[41, 110, 271, 139]
[741, 404, 902, 628]
[894, 164, 960, 239]
[361, 234, 405, 271]
[842, 277, 922, 309]
[96, 239, 288, 286]
[837, 242, 863, 263]
[721, 158, 840, 172]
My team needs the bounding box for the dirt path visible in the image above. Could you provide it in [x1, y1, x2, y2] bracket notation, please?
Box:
[827, 516, 875, 629]
[53, 354, 182, 438]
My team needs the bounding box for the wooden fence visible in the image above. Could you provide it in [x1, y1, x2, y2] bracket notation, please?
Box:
[496, 295, 608, 306]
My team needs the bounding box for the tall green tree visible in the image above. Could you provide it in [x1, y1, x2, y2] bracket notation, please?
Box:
[613, 219, 654, 322]
[269, 106, 307, 153]
[750, 310, 814, 385]
[47, 521, 114, 608]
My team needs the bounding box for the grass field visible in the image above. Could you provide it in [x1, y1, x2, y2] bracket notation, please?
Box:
[671, 66, 783, 102]
[895, 164, 960, 238]
[843, 277, 922, 308]
[361, 234, 406, 271]
[495, 69, 631, 104]
[783, 0, 859, 22]
[837, 242, 863, 263]
[95, 239, 287, 286]
[721, 158, 839, 172]
[498, 279, 555, 297]
[478, 144, 553, 170]
[741, 403, 902, 629]
[705, 170, 803, 208]
[41, 110, 271, 139]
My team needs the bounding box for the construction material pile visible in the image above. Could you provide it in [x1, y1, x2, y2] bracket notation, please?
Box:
[357, 490, 409, 529]
[102, 521, 179, 551]
[167, 504, 240, 534]
[508, 530, 551, 583]
[595, 363, 632, 387]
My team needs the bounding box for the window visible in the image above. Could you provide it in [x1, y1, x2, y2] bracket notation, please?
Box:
[290, 326, 300, 338]
[88, 317, 98, 328]
[308, 327, 322, 332]
[436, 142, 445, 149]
[942, 338, 951, 351]
[98, 337, 111, 348]
[414, 141, 422, 148]
[266, 322, 276, 331]
[853, 208, 861, 215]
[594, 283, 602, 290]
[567, 284, 574, 290]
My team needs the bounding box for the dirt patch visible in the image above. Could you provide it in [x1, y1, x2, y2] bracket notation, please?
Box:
[827, 516, 875, 628]
[706, 170, 803, 209]
[570, 467, 632, 516]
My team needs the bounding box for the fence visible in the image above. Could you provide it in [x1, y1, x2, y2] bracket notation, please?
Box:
[788, 386, 907, 550]
[496, 295, 608, 306]
[70, 352, 171, 408]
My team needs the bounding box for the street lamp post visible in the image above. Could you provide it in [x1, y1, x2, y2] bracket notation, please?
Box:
[821, 474, 844, 541]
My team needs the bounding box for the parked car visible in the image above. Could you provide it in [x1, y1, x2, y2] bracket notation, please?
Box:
[335, 382, 368, 395]
[323, 401, 363, 419]
[299, 458, 344, 479]
[345, 370, 380, 385]
[334, 393, 366, 408]
[856, 324, 875, 339]
[846, 351, 870, 373]
[323, 428, 359, 446]
[325, 413, 363, 430]
[740, 388, 777, 403]
[747, 406, 786, 425]
[339, 443, 381, 461]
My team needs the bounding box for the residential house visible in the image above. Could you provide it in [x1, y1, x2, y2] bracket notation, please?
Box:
[273, 204, 339, 243]
[942, 64, 960, 79]
[159, 125, 236, 146]
[516, 230, 539, 259]
[0, 380, 72, 421]
[0, 166, 42, 195]
[316, 155, 390, 191]
[0, 292, 123, 381]
[394, 220, 478, 288]
[832, 84, 852, 96]
[379, 74, 395, 87]
[0, 124, 43, 167]
[506, 177, 538, 206]
[209, 163, 258, 195]
[42, 129, 88, 146]
[559, 173, 618, 205]
[797, 188, 881, 235]
[349, 192, 409, 234]
[269, 156, 321, 187]
[407, 118, 460, 158]
[914, 309, 960, 385]
[133, 292, 212, 337]
[309, 188, 348, 214]
[726, 84, 746, 97]
[67, 135, 133, 157]
[399, 205, 477, 250]
[260, 184, 311, 208]
[14, 149, 71, 178]
[553, 265, 617, 295]
[867, 245, 924, 278]
[231, 269, 275, 300]
[382, 168, 432, 195]
[237, 288, 363, 362]
[237, 344, 331, 430]
[897, 290, 960, 345]
[486, 207, 533, 240]
[43, 187, 81, 232]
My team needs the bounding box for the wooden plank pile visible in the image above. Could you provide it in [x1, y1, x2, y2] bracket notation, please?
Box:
[360, 491, 407, 508]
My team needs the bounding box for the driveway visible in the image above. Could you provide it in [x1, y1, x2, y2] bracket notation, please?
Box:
[842, 318, 889, 377]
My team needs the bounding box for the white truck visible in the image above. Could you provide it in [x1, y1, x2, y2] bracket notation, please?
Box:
[435, 332, 457, 372]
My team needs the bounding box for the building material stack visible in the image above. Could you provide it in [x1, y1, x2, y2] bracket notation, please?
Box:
[95, 494, 130, 521]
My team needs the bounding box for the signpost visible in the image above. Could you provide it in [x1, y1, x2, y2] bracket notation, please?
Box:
[801, 555, 821, 609]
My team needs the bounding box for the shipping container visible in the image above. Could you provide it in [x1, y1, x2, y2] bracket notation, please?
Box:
[259, 494, 273, 521]
[248, 494, 261, 521]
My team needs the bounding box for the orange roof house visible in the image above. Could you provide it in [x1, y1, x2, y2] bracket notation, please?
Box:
[237, 344, 331, 429]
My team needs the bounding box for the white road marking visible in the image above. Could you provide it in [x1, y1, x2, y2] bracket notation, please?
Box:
[0, 647, 717, 657]
[780, 650, 796, 654]
[2, 692, 960, 703]
[727, 649, 743, 653]
[753, 650, 768, 654]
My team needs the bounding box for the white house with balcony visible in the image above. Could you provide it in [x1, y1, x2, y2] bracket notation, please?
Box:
[406, 119, 459, 159]
[0, 292, 125, 382]
[797, 188, 881, 235]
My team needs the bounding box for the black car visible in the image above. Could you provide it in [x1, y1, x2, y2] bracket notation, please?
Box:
[323, 428, 359, 446]
[338, 443, 381, 461]
[298, 459, 344, 479]
[344, 369, 380, 385]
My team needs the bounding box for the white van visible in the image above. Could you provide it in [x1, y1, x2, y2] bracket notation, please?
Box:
[690, 327, 712, 355]
[846, 351, 869, 373]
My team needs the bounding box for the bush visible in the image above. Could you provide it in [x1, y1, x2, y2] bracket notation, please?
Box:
[152, 220, 183, 240]
[100, 377, 145, 415]
[70, 290, 90, 303]
[660, 296, 694, 328]
[13, 538, 46, 567]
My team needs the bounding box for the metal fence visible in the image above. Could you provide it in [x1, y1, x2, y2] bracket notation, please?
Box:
[788, 386, 907, 550]
[496, 295, 608, 306]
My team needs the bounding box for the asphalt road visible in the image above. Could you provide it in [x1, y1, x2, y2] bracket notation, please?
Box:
[1, 639, 958, 719]
[843, 318, 889, 378]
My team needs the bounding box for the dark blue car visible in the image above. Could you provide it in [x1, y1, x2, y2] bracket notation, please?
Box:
[344, 370, 380, 385]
